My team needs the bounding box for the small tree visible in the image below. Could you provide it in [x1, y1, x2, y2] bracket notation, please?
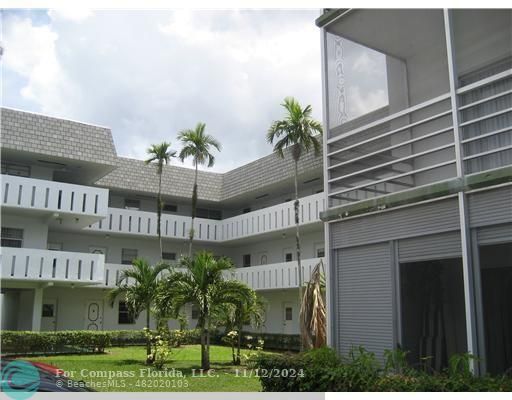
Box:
[107, 259, 170, 362]
[178, 124, 221, 257]
[300, 260, 327, 349]
[155, 251, 252, 370]
[267, 97, 322, 350]
[145, 142, 177, 258]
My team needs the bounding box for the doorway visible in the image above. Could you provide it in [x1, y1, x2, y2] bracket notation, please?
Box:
[400, 258, 467, 371]
[85, 300, 103, 330]
[479, 242, 512, 374]
[41, 299, 57, 331]
[283, 302, 295, 334]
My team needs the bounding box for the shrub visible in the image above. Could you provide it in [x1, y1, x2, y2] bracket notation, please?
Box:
[255, 346, 512, 392]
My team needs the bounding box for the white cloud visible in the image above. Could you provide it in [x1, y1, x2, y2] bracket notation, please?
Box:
[48, 9, 94, 22]
[2, 10, 322, 172]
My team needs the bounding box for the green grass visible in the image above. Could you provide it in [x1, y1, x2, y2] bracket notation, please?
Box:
[24, 345, 266, 392]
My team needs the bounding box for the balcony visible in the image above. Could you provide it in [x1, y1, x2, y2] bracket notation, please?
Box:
[101, 258, 324, 290]
[1, 175, 109, 228]
[326, 69, 512, 208]
[86, 192, 325, 242]
[228, 257, 324, 290]
[1, 247, 105, 285]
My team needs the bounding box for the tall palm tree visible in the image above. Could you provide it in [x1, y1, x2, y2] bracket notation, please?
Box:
[107, 259, 170, 361]
[145, 142, 176, 258]
[155, 251, 252, 370]
[267, 97, 322, 349]
[177, 124, 221, 257]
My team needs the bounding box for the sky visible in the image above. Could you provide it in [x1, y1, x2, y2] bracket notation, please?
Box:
[1, 9, 388, 172]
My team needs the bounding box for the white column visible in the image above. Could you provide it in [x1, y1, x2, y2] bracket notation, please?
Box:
[31, 287, 43, 331]
[443, 9, 479, 372]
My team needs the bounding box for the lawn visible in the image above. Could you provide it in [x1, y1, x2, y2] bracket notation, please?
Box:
[24, 345, 266, 392]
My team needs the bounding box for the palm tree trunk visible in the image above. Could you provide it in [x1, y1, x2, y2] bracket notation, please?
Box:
[188, 163, 198, 258]
[146, 302, 152, 360]
[294, 159, 304, 352]
[157, 169, 163, 259]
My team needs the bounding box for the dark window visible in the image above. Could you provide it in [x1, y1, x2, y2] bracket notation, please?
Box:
[162, 252, 176, 261]
[196, 208, 222, 220]
[285, 307, 293, 321]
[118, 301, 135, 324]
[243, 207, 251, 214]
[191, 305, 200, 320]
[243, 254, 251, 268]
[1, 228, 23, 248]
[317, 248, 325, 258]
[163, 204, 178, 213]
[1, 162, 30, 177]
[124, 199, 140, 210]
[285, 253, 293, 262]
[42, 304, 54, 318]
[121, 248, 138, 265]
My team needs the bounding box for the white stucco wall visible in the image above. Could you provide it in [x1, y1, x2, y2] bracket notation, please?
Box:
[2, 214, 49, 250]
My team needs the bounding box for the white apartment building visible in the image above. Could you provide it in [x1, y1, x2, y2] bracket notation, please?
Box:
[0, 106, 325, 336]
[318, 9, 511, 375]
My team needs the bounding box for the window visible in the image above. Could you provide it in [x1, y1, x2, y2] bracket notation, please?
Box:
[118, 301, 135, 324]
[121, 248, 138, 265]
[1, 228, 23, 248]
[317, 248, 325, 258]
[285, 307, 293, 321]
[285, 253, 293, 262]
[124, 199, 140, 210]
[1, 162, 30, 177]
[191, 305, 200, 320]
[260, 255, 268, 265]
[196, 208, 222, 220]
[242, 207, 251, 214]
[243, 254, 251, 268]
[42, 304, 54, 318]
[163, 204, 177, 213]
[162, 252, 176, 262]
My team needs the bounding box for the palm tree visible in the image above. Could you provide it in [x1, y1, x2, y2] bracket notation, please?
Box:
[267, 97, 322, 349]
[300, 260, 327, 349]
[155, 251, 252, 370]
[107, 259, 170, 361]
[145, 142, 176, 258]
[177, 124, 221, 257]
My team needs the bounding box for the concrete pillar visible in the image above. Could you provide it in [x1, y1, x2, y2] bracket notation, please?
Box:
[31, 287, 43, 331]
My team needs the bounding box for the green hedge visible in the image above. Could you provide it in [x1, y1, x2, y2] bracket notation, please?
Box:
[255, 347, 512, 392]
[1, 329, 204, 355]
[239, 332, 300, 351]
[1, 331, 111, 355]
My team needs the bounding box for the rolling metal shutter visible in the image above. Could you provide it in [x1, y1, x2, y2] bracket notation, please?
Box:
[331, 198, 459, 249]
[335, 243, 394, 360]
[477, 223, 512, 245]
[398, 231, 462, 262]
[468, 186, 512, 227]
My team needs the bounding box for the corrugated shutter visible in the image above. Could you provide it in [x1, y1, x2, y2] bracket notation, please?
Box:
[335, 243, 394, 360]
[469, 186, 512, 227]
[331, 198, 459, 248]
[477, 223, 512, 245]
[399, 231, 462, 262]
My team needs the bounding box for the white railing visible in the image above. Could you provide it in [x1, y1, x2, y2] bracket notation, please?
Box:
[220, 193, 325, 241]
[86, 192, 324, 242]
[86, 208, 220, 241]
[1, 175, 109, 218]
[102, 258, 323, 291]
[229, 257, 324, 290]
[326, 92, 456, 206]
[0, 247, 104, 284]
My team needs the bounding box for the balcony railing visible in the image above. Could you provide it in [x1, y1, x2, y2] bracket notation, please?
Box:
[101, 258, 324, 290]
[86, 192, 325, 242]
[228, 257, 324, 290]
[1, 247, 105, 285]
[1, 175, 109, 218]
[325, 69, 512, 208]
